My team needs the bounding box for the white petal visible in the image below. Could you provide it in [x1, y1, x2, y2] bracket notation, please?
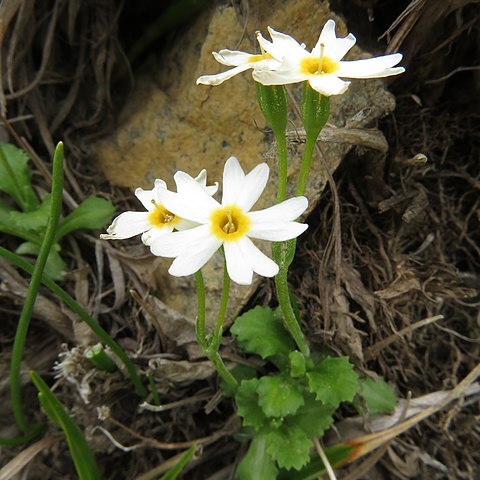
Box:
[205, 183, 219, 196]
[312, 19, 356, 61]
[308, 74, 350, 96]
[237, 237, 279, 277]
[260, 27, 307, 60]
[224, 241, 254, 285]
[248, 221, 308, 241]
[248, 197, 308, 224]
[237, 163, 269, 212]
[252, 67, 308, 86]
[213, 49, 256, 66]
[135, 183, 163, 212]
[196, 63, 253, 86]
[150, 224, 212, 257]
[222, 156, 245, 206]
[168, 238, 222, 277]
[175, 218, 200, 231]
[193, 169, 219, 196]
[141, 224, 174, 246]
[100, 211, 151, 240]
[337, 53, 403, 79]
[159, 177, 219, 223]
[194, 169, 207, 187]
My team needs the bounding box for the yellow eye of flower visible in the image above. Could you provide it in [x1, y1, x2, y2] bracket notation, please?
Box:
[149, 200, 178, 227]
[210, 205, 250, 241]
[300, 55, 339, 75]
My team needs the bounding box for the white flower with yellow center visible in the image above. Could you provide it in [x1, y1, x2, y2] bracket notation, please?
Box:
[196, 47, 279, 86]
[100, 170, 218, 246]
[150, 157, 308, 285]
[253, 20, 405, 96]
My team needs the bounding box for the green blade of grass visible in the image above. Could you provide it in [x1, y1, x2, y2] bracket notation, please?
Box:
[9, 142, 64, 433]
[159, 445, 196, 480]
[29, 371, 101, 480]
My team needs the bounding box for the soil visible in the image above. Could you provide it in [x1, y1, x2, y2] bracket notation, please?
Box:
[1, 1, 479, 479]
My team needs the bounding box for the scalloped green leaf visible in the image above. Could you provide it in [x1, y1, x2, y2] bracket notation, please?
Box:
[356, 377, 397, 415]
[56, 196, 115, 240]
[231, 306, 295, 360]
[306, 356, 359, 408]
[0, 143, 38, 211]
[257, 374, 304, 418]
[9, 194, 51, 232]
[265, 424, 312, 470]
[285, 393, 335, 437]
[235, 378, 265, 430]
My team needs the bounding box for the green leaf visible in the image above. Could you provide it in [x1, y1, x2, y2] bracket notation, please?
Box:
[29, 371, 101, 480]
[9, 194, 51, 232]
[306, 356, 359, 408]
[289, 351, 306, 378]
[0, 143, 38, 211]
[16, 241, 66, 280]
[285, 393, 335, 437]
[237, 435, 279, 480]
[0, 200, 42, 244]
[277, 443, 355, 480]
[159, 445, 196, 480]
[56, 196, 115, 240]
[231, 306, 295, 361]
[356, 377, 397, 415]
[220, 364, 257, 398]
[265, 424, 312, 470]
[257, 374, 304, 418]
[235, 378, 265, 430]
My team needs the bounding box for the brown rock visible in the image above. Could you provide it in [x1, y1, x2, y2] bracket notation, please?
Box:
[94, 0, 396, 326]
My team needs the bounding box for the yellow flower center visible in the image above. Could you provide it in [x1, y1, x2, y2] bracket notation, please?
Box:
[300, 44, 339, 75]
[148, 200, 178, 228]
[210, 205, 250, 241]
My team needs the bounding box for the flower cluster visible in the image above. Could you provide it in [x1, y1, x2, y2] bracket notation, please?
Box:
[102, 157, 308, 285]
[197, 19, 404, 96]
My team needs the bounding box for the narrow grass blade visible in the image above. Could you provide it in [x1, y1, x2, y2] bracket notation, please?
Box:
[9, 142, 64, 433]
[159, 445, 196, 480]
[29, 371, 101, 480]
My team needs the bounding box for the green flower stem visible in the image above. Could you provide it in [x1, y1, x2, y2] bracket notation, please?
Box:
[0, 246, 148, 398]
[275, 264, 310, 358]
[194, 268, 237, 390]
[298, 84, 330, 196]
[9, 143, 64, 432]
[296, 133, 318, 197]
[211, 258, 231, 351]
[194, 270, 207, 349]
[274, 132, 288, 203]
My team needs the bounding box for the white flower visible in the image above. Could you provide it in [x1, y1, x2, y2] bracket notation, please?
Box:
[150, 157, 308, 285]
[196, 48, 280, 86]
[253, 20, 405, 96]
[100, 170, 218, 246]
